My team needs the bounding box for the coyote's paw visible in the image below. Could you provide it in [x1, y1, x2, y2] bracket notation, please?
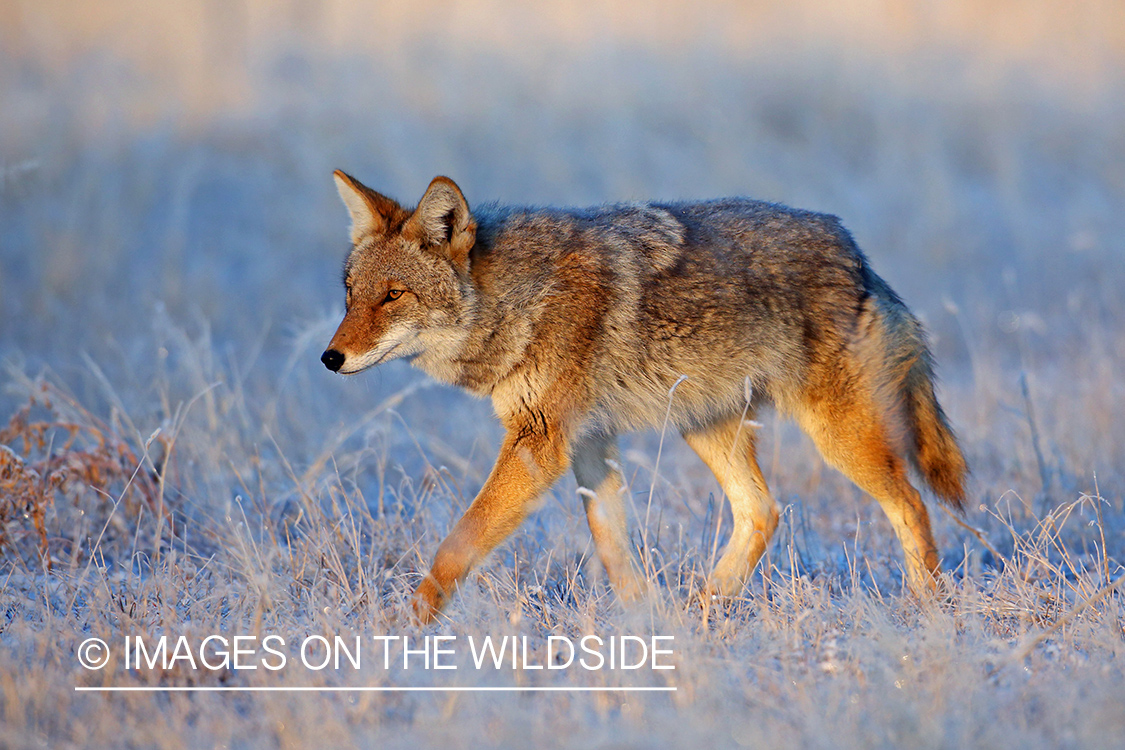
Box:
[612, 570, 648, 604]
[412, 576, 446, 625]
[704, 570, 747, 600]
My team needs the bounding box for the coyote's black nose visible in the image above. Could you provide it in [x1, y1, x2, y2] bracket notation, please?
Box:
[321, 349, 345, 372]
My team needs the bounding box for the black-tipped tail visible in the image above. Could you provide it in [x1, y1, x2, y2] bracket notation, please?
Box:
[904, 357, 969, 510]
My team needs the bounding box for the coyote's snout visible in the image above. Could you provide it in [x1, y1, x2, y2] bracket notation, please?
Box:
[320, 349, 344, 372]
[323, 170, 968, 623]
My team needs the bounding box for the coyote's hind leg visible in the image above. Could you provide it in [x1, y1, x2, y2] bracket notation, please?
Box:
[797, 392, 941, 596]
[683, 415, 779, 597]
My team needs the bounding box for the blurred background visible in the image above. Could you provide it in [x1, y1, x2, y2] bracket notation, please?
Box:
[1, 0, 1124, 548]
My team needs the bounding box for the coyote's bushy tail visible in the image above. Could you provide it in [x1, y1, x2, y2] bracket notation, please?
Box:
[903, 347, 968, 510]
[868, 275, 969, 511]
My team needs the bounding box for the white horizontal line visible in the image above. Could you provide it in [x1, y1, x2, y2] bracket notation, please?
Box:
[75, 685, 676, 693]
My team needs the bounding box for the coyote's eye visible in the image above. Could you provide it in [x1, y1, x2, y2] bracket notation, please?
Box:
[384, 289, 405, 303]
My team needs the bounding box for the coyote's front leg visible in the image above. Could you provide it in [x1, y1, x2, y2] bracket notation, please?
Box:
[413, 416, 569, 623]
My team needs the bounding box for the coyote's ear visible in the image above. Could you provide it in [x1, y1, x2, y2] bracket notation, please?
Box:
[406, 176, 476, 272]
[333, 170, 402, 243]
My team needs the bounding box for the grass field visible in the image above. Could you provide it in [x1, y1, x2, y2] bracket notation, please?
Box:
[2, 1, 1124, 747]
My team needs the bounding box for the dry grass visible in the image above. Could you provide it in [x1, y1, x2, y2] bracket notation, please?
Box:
[0, 375, 167, 568]
[1, 1, 1124, 747]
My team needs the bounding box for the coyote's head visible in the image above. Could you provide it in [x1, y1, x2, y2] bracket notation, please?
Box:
[322, 172, 476, 376]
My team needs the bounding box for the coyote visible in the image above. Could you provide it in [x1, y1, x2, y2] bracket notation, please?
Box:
[322, 172, 968, 623]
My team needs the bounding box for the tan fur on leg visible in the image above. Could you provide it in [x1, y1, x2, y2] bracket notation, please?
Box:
[683, 415, 779, 597]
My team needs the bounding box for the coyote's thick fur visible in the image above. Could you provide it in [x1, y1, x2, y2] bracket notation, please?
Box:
[322, 172, 968, 622]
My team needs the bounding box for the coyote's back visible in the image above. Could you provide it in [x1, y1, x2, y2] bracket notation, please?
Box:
[322, 172, 968, 621]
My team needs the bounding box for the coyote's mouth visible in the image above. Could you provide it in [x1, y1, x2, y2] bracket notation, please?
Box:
[338, 342, 401, 375]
